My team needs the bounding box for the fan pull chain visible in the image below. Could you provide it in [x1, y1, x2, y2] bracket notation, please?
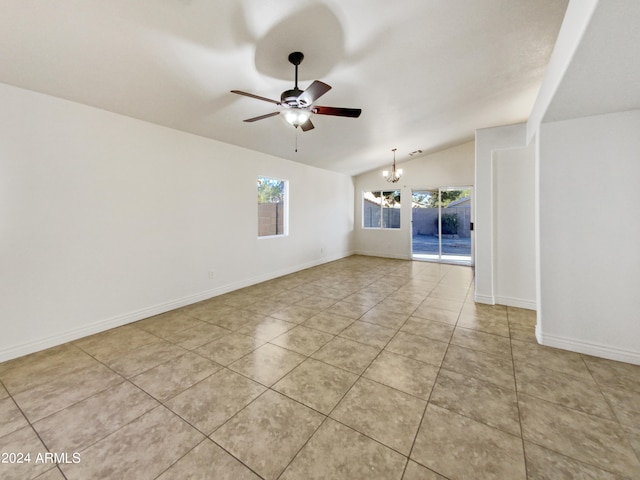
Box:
[295, 129, 298, 152]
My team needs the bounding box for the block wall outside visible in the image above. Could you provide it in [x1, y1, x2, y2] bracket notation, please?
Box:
[258, 202, 284, 236]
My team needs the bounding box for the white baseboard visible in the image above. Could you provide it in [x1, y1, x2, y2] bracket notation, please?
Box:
[354, 250, 412, 260]
[537, 330, 640, 365]
[0, 252, 353, 363]
[494, 296, 536, 310]
[474, 293, 495, 305]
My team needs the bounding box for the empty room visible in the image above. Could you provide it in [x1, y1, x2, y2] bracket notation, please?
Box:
[1, 1, 639, 479]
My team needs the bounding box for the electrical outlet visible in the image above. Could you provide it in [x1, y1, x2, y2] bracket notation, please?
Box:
[208, 270, 215, 279]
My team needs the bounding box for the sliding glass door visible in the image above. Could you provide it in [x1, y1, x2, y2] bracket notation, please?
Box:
[411, 187, 473, 265]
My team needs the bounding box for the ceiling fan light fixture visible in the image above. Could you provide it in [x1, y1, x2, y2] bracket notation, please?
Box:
[281, 108, 311, 127]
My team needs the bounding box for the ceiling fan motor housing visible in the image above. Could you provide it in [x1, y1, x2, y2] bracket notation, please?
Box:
[281, 88, 303, 106]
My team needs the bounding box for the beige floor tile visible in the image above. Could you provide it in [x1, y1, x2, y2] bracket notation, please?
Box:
[363, 351, 439, 400]
[0, 343, 95, 395]
[419, 297, 462, 314]
[331, 377, 426, 455]
[270, 305, 320, 323]
[428, 287, 468, 302]
[5, 256, 640, 480]
[211, 390, 324, 480]
[59, 406, 203, 480]
[33, 468, 66, 480]
[193, 332, 264, 366]
[442, 344, 515, 390]
[519, 394, 640, 477]
[377, 298, 421, 316]
[273, 358, 358, 414]
[509, 322, 537, 342]
[130, 351, 221, 401]
[451, 326, 512, 359]
[460, 302, 508, 321]
[402, 461, 447, 480]
[269, 324, 333, 355]
[303, 311, 354, 334]
[411, 404, 526, 480]
[279, 419, 406, 480]
[244, 298, 285, 316]
[294, 284, 348, 301]
[411, 305, 459, 324]
[0, 426, 51, 480]
[218, 292, 259, 309]
[73, 325, 159, 358]
[165, 322, 231, 350]
[389, 290, 430, 305]
[603, 386, 640, 429]
[385, 331, 448, 367]
[33, 381, 158, 452]
[624, 425, 640, 458]
[98, 339, 186, 378]
[400, 317, 454, 343]
[524, 441, 622, 480]
[583, 355, 640, 393]
[339, 321, 396, 348]
[184, 300, 235, 322]
[294, 295, 336, 310]
[455, 313, 510, 337]
[343, 290, 388, 307]
[312, 337, 380, 374]
[204, 308, 265, 331]
[511, 339, 592, 379]
[134, 310, 202, 338]
[235, 317, 296, 341]
[507, 306, 537, 326]
[515, 362, 616, 420]
[12, 360, 123, 422]
[229, 343, 305, 386]
[359, 306, 410, 330]
[156, 439, 261, 480]
[270, 289, 311, 305]
[429, 368, 521, 436]
[325, 300, 371, 319]
[0, 397, 28, 437]
[165, 369, 265, 434]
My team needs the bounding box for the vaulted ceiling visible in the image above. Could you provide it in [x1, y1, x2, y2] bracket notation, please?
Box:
[1, 0, 568, 175]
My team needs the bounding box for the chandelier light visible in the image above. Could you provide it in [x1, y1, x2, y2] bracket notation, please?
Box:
[382, 148, 403, 183]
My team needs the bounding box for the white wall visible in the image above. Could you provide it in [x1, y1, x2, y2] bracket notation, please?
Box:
[474, 123, 527, 304]
[353, 142, 475, 259]
[537, 110, 640, 363]
[493, 143, 536, 309]
[0, 83, 355, 361]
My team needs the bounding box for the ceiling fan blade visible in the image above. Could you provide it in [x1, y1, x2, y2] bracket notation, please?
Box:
[297, 81, 331, 106]
[312, 106, 362, 118]
[243, 112, 280, 122]
[300, 119, 314, 132]
[231, 90, 281, 105]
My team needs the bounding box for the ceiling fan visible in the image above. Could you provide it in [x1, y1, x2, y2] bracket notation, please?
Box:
[231, 51, 361, 132]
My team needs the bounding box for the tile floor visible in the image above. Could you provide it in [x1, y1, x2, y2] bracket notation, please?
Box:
[1, 255, 639, 479]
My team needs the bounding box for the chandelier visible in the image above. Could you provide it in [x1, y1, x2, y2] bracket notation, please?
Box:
[382, 148, 403, 183]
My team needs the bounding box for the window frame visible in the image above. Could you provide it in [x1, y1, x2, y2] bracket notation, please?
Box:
[257, 175, 289, 238]
[362, 190, 401, 229]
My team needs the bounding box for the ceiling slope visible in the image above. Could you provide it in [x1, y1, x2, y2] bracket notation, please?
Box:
[0, 0, 568, 175]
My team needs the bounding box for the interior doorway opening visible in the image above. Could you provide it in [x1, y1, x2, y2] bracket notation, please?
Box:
[411, 187, 473, 265]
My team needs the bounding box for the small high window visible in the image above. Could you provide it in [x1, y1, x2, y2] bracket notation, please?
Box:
[363, 190, 401, 229]
[258, 176, 288, 237]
